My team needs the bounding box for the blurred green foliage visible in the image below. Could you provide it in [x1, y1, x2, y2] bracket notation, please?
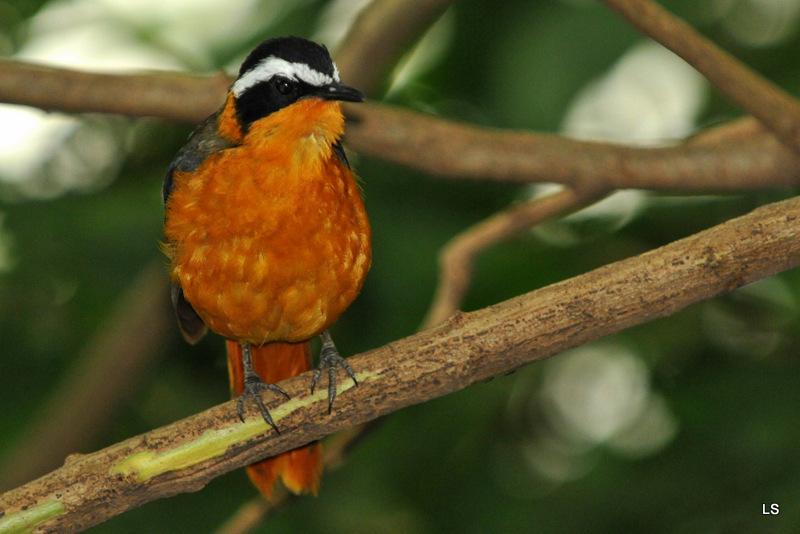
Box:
[1, 0, 800, 532]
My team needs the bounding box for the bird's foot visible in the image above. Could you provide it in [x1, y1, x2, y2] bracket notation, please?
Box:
[236, 375, 290, 433]
[237, 342, 290, 433]
[311, 330, 358, 413]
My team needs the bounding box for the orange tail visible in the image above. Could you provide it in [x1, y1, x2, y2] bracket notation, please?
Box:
[226, 340, 322, 499]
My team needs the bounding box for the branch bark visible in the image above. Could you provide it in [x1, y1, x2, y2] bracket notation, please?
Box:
[0, 60, 229, 122]
[2, 194, 799, 532]
[344, 104, 800, 189]
[1, 60, 799, 191]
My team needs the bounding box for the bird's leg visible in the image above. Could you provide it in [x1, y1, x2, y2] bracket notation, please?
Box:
[311, 329, 358, 413]
[236, 342, 290, 433]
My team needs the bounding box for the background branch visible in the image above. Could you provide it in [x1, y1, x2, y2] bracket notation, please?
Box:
[334, 0, 453, 96]
[0, 63, 799, 192]
[600, 0, 800, 154]
[421, 185, 610, 329]
[0, 60, 228, 122]
[2, 194, 800, 532]
[345, 104, 800, 188]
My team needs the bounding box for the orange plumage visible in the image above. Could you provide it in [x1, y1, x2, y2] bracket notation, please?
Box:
[166, 98, 370, 346]
[163, 39, 370, 500]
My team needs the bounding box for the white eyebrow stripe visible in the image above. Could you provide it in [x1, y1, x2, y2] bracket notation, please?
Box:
[232, 56, 340, 96]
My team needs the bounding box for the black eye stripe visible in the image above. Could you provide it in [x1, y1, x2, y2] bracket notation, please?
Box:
[234, 78, 318, 132]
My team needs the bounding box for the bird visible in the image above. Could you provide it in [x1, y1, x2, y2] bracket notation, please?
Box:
[162, 36, 371, 499]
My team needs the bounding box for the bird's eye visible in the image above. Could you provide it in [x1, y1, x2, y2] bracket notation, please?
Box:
[274, 78, 294, 95]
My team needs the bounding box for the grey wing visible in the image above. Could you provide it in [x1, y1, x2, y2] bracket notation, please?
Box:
[163, 111, 234, 202]
[164, 111, 238, 344]
[171, 284, 207, 345]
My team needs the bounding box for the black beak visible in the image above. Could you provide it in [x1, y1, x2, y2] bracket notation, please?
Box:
[318, 82, 365, 103]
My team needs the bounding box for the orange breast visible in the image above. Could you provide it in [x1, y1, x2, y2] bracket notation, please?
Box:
[164, 99, 371, 344]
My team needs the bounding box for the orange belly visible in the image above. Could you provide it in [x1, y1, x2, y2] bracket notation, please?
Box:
[164, 101, 370, 344]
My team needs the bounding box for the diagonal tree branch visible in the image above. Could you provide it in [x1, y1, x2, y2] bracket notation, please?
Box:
[2, 194, 800, 533]
[599, 0, 800, 154]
